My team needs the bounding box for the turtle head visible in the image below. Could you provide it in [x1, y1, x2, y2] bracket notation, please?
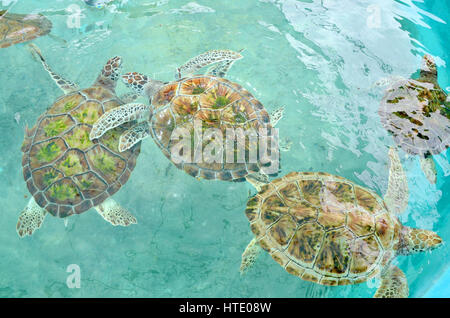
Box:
[419, 54, 438, 83]
[397, 226, 443, 255]
[94, 56, 122, 90]
[121, 72, 164, 99]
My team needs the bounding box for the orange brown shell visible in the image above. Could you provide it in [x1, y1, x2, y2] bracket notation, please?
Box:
[150, 76, 277, 181]
[245, 172, 402, 286]
[21, 86, 141, 218]
[0, 12, 52, 49]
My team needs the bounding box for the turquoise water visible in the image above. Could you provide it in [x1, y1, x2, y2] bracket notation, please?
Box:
[0, 0, 448, 298]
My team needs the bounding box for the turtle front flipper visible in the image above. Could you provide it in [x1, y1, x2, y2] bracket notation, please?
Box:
[246, 172, 269, 192]
[28, 44, 79, 94]
[206, 59, 238, 78]
[374, 265, 409, 298]
[89, 103, 148, 140]
[119, 121, 150, 152]
[240, 238, 261, 275]
[383, 147, 409, 214]
[16, 198, 47, 237]
[94, 197, 137, 226]
[419, 155, 437, 184]
[176, 49, 243, 79]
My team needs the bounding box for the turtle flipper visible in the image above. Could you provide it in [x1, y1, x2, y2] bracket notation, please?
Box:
[206, 59, 237, 78]
[419, 156, 437, 184]
[176, 49, 243, 79]
[383, 147, 409, 215]
[119, 121, 150, 152]
[89, 103, 148, 140]
[16, 198, 47, 237]
[246, 172, 269, 192]
[374, 265, 409, 298]
[270, 106, 285, 127]
[28, 44, 79, 94]
[240, 238, 261, 275]
[94, 198, 137, 226]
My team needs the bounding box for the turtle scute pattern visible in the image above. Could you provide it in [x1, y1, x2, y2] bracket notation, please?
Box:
[21, 86, 141, 218]
[379, 78, 450, 156]
[150, 75, 277, 181]
[245, 172, 402, 286]
[0, 13, 52, 49]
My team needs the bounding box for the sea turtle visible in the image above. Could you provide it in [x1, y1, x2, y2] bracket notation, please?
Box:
[0, 10, 52, 49]
[240, 148, 442, 298]
[89, 50, 285, 181]
[378, 54, 450, 184]
[17, 44, 141, 237]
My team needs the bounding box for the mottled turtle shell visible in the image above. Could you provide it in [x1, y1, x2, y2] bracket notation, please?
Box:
[21, 86, 141, 218]
[379, 78, 450, 156]
[149, 75, 278, 181]
[245, 172, 402, 286]
[0, 12, 52, 49]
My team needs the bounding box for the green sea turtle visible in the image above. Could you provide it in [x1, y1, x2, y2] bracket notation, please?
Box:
[89, 50, 285, 181]
[17, 44, 141, 237]
[378, 54, 450, 184]
[240, 148, 442, 298]
[0, 10, 52, 49]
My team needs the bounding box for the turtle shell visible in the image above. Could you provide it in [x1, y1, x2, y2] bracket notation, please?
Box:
[245, 172, 402, 286]
[379, 78, 450, 156]
[0, 12, 52, 49]
[149, 75, 279, 181]
[21, 86, 141, 218]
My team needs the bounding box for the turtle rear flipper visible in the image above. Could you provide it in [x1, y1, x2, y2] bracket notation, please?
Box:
[383, 147, 408, 214]
[419, 156, 437, 184]
[17, 198, 47, 237]
[240, 238, 261, 275]
[28, 43, 79, 94]
[94, 198, 137, 226]
[374, 265, 408, 298]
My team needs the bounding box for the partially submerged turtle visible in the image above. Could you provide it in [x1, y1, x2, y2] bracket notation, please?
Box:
[240, 148, 442, 298]
[90, 50, 285, 181]
[18, 44, 141, 237]
[378, 54, 450, 184]
[0, 10, 52, 49]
